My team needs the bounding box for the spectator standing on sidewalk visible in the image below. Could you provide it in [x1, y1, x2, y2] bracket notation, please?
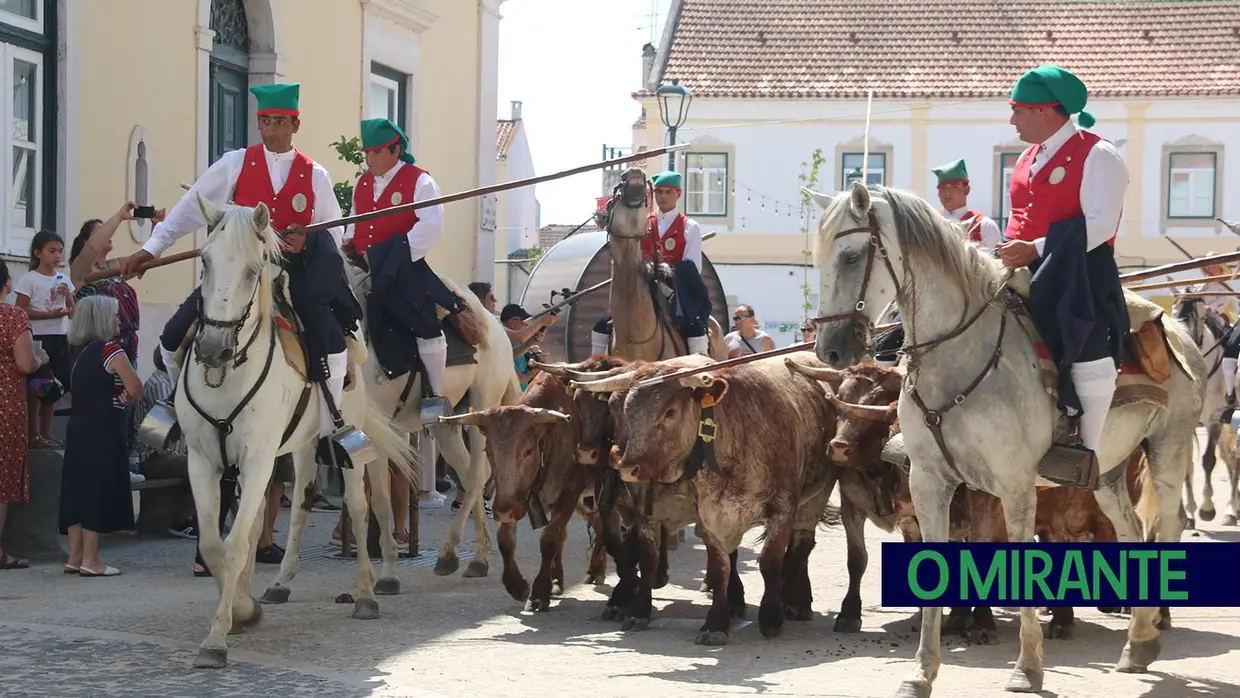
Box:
[724, 304, 775, 358]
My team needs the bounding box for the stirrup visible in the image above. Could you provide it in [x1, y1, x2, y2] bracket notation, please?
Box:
[1038, 419, 1100, 489]
[136, 399, 181, 451]
[420, 395, 449, 426]
[316, 423, 377, 470]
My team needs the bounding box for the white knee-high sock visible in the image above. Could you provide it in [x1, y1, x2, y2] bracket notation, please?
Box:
[1070, 357, 1118, 453]
[417, 335, 448, 396]
[1224, 357, 1238, 398]
[160, 345, 181, 388]
[591, 331, 611, 357]
[319, 350, 349, 437]
[687, 335, 709, 356]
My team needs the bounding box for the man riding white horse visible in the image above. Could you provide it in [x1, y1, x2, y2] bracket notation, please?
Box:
[124, 83, 366, 464]
[995, 64, 1131, 465]
[341, 117, 460, 421]
[591, 169, 711, 357]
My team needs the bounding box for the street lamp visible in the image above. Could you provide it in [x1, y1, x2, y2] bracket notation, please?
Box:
[655, 78, 693, 171]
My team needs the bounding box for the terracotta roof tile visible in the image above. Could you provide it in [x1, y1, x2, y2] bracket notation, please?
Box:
[652, 0, 1240, 99]
[539, 224, 581, 248]
[496, 120, 518, 161]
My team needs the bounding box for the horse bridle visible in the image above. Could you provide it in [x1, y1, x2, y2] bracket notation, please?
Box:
[807, 210, 899, 332]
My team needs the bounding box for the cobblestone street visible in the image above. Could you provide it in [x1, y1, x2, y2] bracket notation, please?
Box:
[3, 433, 1239, 698]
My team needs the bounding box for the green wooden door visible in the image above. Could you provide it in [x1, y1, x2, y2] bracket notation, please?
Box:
[209, 60, 248, 165]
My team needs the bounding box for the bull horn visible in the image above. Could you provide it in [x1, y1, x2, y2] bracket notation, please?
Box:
[677, 372, 715, 389]
[529, 359, 581, 377]
[438, 411, 488, 426]
[785, 357, 843, 384]
[831, 397, 897, 422]
[563, 368, 619, 381]
[530, 408, 572, 424]
[570, 370, 638, 393]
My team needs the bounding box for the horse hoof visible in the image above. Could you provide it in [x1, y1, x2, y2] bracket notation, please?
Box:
[970, 628, 1000, 645]
[622, 616, 650, 632]
[352, 598, 380, 620]
[193, 646, 228, 669]
[1005, 666, 1043, 693]
[694, 630, 729, 646]
[433, 551, 459, 576]
[894, 680, 931, 698]
[1225, 514, 1238, 526]
[1157, 608, 1172, 630]
[759, 622, 783, 639]
[373, 577, 401, 596]
[1116, 638, 1161, 673]
[833, 615, 862, 633]
[462, 560, 489, 578]
[260, 586, 291, 604]
[1045, 623, 1073, 641]
[601, 605, 620, 621]
[524, 596, 551, 613]
[1199, 508, 1215, 523]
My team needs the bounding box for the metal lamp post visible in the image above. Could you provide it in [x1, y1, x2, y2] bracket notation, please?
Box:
[655, 78, 693, 172]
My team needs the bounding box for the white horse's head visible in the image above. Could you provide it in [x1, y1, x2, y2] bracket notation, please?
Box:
[804, 181, 1005, 368]
[194, 192, 282, 368]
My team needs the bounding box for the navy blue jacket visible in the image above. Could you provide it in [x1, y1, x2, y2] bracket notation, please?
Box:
[282, 230, 362, 382]
[365, 233, 464, 379]
[670, 260, 712, 335]
[1026, 217, 1130, 416]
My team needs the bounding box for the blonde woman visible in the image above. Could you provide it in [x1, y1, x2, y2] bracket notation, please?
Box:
[57, 296, 143, 576]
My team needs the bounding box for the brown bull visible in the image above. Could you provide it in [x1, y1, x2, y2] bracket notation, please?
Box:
[785, 359, 1163, 643]
[572, 351, 835, 645]
[570, 356, 748, 629]
[439, 357, 625, 612]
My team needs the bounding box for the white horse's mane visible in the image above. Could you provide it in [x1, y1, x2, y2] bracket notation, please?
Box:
[201, 204, 283, 321]
[813, 184, 1008, 310]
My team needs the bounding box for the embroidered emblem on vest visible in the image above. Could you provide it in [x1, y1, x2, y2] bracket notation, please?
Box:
[665, 237, 675, 251]
[292, 193, 308, 213]
[391, 192, 403, 205]
[1048, 167, 1066, 185]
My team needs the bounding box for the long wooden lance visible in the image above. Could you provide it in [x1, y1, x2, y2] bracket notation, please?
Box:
[1164, 235, 1238, 294]
[1119, 251, 1240, 284]
[632, 340, 817, 388]
[1128, 271, 1240, 293]
[92, 143, 691, 281]
[524, 230, 719, 322]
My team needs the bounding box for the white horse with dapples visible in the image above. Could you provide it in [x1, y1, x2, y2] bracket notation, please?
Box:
[176, 195, 418, 668]
[805, 182, 1205, 697]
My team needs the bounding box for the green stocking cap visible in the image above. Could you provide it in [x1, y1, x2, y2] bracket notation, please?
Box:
[931, 159, 969, 185]
[359, 118, 415, 164]
[1009, 64, 1095, 128]
[250, 83, 300, 117]
[652, 170, 682, 190]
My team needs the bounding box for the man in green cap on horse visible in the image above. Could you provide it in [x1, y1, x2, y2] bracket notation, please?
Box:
[591, 169, 711, 356]
[996, 64, 1130, 464]
[122, 82, 367, 567]
[340, 117, 466, 420]
[931, 158, 1002, 251]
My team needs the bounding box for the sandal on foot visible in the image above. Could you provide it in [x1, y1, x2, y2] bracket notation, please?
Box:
[0, 552, 28, 569]
[79, 565, 121, 577]
[193, 562, 212, 577]
[63, 564, 80, 574]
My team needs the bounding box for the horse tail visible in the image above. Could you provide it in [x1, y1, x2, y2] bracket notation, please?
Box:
[362, 398, 421, 492]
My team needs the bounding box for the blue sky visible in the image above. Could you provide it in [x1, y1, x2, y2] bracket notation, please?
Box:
[497, 0, 674, 226]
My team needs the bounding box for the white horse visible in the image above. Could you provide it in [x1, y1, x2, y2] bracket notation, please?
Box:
[178, 195, 418, 668]
[1171, 295, 1240, 526]
[805, 182, 1205, 697]
[345, 261, 522, 578]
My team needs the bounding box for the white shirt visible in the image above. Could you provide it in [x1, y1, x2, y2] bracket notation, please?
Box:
[1027, 120, 1129, 257]
[142, 145, 344, 257]
[15, 269, 74, 335]
[654, 208, 702, 272]
[942, 205, 1002, 251]
[343, 160, 444, 263]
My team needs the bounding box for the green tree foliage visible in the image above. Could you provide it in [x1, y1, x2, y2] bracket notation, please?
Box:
[330, 136, 366, 215]
[796, 148, 826, 321]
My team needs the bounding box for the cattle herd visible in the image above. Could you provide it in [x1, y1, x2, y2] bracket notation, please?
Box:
[442, 349, 1167, 647]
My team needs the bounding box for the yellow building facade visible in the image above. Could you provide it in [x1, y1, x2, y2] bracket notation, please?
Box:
[1, 0, 505, 374]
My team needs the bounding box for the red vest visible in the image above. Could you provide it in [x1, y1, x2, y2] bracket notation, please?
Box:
[352, 163, 427, 254]
[642, 212, 687, 264]
[952, 209, 984, 242]
[1004, 130, 1118, 246]
[232, 144, 316, 231]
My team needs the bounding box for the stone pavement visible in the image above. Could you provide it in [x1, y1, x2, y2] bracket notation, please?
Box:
[3, 437, 1240, 698]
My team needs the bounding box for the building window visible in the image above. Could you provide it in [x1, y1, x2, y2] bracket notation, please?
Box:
[0, 0, 40, 33]
[685, 152, 728, 217]
[370, 62, 408, 131]
[842, 152, 886, 188]
[997, 151, 1022, 231]
[1167, 152, 1217, 219]
[2, 44, 41, 256]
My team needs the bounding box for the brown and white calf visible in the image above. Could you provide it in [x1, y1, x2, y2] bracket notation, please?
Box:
[572, 352, 836, 645]
[438, 357, 623, 611]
